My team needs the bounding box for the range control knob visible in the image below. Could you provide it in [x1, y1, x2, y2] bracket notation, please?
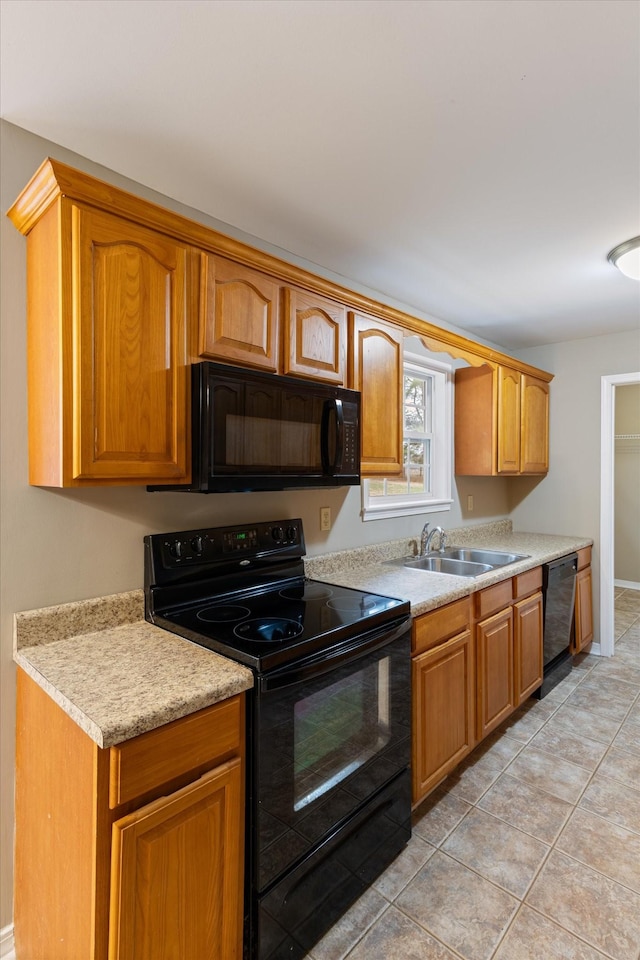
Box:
[190, 535, 204, 555]
[169, 540, 183, 559]
[272, 526, 284, 542]
[286, 525, 297, 542]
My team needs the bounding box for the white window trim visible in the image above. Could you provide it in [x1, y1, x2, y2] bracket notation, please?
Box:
[361, 351, 453, 521]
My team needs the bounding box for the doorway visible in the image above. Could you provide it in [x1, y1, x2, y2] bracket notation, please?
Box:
[600, 371, 640, 658]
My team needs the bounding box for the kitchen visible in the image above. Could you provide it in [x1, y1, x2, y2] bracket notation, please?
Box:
[1, 2, 639, 959]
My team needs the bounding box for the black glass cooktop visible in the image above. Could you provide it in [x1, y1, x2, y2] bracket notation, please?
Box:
[145, 519, 410, 673]
[155, 578, 408, 672]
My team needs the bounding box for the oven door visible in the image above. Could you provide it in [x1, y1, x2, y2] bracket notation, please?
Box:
[249, 616, 411, 895]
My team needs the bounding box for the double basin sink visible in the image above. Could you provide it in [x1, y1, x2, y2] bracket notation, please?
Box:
[385, 547, 530, 578]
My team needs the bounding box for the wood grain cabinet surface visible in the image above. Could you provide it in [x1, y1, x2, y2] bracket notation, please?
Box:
[572, 547, 594, 654]
[199, 253, 280, 371]
[12, 193, 194, 486]
[348, 311, 403, 476]
[283, 287, 347, 383]
[412, 571, 544, 806]
[455, 364, 549, 476]
[14, 670, 245, 960]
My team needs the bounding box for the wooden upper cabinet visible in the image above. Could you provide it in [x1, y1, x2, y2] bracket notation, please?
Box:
[283, 287, 346, 383]
[73, 205, 191, 483]
[16, 194, 193, 486]
[199, 253, 280, 371]
[520, 373, 549, 474]
[455, 364, 549, 476]
[348, 311, 403, 476]
[497, 366, 521, 474]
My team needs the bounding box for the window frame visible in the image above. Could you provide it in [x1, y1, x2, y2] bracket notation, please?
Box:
[361, 351, 453, 521]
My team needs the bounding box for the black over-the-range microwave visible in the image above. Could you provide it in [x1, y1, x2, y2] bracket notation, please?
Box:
[148, 361, 361, 493]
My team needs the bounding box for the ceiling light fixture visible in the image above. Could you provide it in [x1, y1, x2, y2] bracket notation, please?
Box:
[607, 236, 640, 280]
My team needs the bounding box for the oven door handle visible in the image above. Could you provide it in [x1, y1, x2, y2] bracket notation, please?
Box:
[259, 616, 410, 692]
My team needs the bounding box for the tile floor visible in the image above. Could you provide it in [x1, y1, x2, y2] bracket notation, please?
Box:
[306, 588, 640, 960]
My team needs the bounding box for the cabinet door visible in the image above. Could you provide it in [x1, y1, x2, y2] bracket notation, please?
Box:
[520, 374, 549, 474]
[573, 565, 594, 653]
[476, 607, 514, 738]
[514, 591, 543, 704]
[74, 205, 191, 482]
[283, 287, 346, 383]
[199, 253, 280, 371]
[497, 366, 521, 474]
[109, 758, 243, 960]
[412, 630, 475, 804]
[349, 311, 403, 475]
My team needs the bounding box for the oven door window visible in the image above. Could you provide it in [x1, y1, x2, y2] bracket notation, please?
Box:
[254, 631, 410, 892]
[293, 658, 390, 811]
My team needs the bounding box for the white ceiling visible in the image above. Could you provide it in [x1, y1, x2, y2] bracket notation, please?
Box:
[1, 0, 639, 350]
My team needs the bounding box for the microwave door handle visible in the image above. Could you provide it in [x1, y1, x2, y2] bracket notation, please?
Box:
[321, 398, 344, 475]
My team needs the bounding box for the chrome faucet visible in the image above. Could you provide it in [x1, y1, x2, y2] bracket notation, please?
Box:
[421, 524, 447, 555]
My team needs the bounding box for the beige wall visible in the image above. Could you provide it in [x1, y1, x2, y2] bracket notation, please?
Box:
[614, 383, 640, 583]
[510, 332, 640, 641]
[0, 121, 516, 930]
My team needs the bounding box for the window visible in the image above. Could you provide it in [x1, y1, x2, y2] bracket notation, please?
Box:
[362, 351, 453, 520]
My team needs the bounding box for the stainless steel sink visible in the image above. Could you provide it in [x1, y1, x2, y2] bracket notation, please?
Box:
[404, 556, 493, 576]
[384, 555, 493, 577]
[440, 547, 529, 567]
[383, 546, 529, 577]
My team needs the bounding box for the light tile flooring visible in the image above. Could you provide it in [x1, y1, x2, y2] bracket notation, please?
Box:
[307, 588, 640, 960]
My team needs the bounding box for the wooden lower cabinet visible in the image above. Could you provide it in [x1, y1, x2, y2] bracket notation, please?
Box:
[412, 569, 544, 805]
[514, 591, 544, 704]
[573, 560, 594, 654]
[14, 670, 245, 960]
[412, 629, 475, 801]
[110, 759, 243, 960]
[476, 606, 515, 739]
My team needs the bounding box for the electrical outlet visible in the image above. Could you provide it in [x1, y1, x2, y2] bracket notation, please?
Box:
[467, 495, 474, 511]
[320, 507, 331, 532]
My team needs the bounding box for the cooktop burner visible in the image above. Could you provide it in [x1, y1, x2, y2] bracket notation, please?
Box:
[233, 617, 304, 643]
[279, 582, 334, 601]
[197, 604, 250, 623]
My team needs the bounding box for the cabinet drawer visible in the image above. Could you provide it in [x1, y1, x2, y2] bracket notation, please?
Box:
[474, 579, 512, 620]
[576, 546, 592, 571]
[413, 597, 472, 655]
[109, 695, 243, 808]
[513, 566, 542, 599]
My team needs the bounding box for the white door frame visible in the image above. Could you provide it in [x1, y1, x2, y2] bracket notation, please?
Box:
[600, 371, 640, 657]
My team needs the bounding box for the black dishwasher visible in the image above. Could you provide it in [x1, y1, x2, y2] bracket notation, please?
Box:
[535, 553, 578, 698]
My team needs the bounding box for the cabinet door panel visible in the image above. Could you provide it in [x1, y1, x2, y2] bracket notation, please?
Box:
[412, 630, 475, 803]
[349, 312, 403, 475]
[110, 758, 243, 960]
[520, 374, 549, 474]
[497, 366, 520, 474]
[199, 254, 280, 370]
[74, 205, 190, 481]
[476, 607, 514, 738]
[284, 288, 346, 383]
[573, 566, 594, 653]
[514, 591, 543, 704]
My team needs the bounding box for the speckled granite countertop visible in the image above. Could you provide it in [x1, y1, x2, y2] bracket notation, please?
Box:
[14, 590, 253, 749]
[304, 520, 593, 617]
[14, 521, 591, 750]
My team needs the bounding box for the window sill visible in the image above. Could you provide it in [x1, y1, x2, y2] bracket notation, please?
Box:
[361, 499, 453, 522]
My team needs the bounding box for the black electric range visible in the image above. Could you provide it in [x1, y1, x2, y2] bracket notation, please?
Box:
[144, 518, 412, 960]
